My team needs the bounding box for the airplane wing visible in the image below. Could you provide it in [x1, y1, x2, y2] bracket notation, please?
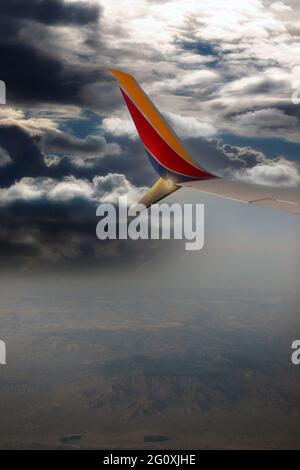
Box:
[107, 67, 300, 215]
[181, 179, 300, 215]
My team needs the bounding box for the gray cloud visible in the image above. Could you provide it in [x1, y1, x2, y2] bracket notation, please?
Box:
[40, 130, 121, 157]
[220, 144, 266, 168]
[228, 108, 300, 143]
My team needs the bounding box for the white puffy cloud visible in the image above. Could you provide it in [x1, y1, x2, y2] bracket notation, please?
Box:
[0, 174, 146, 206]
[165, 112, 217, 138]
[270, 2, 292, 13]
[237, 158, 300, 187]
[101, 111, 217, 140]
[154, 69, 219, 93]
[101, 116, 137, 138]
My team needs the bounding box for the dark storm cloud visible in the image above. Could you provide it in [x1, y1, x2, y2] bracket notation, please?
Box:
[0, 125, 48, 185]
[0, 185, 97, 270]
[0, 124, 154, 187]
[0, 0, 100, 26]
[0, 174, 160, 272]
[0, 0, 108, 107]
[0, 124, 91, 184]
[1, 41, 104, 106]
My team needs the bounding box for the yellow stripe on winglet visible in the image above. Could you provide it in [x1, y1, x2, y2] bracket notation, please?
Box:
[106, 68, 194, 165]
[138, 178, 180, 208]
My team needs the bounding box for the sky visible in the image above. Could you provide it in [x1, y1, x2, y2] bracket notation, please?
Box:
[1, 2, 300, 450]
[0, 0, 299, 289]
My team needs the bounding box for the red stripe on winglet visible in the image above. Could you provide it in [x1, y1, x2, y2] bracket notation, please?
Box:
[120, 89, 213, 180]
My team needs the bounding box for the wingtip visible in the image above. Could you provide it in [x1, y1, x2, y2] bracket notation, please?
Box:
[105, 67, 133, 82]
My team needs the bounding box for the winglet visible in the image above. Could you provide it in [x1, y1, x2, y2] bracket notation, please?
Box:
[106, 68, 132, 81]
[106, 67, 215, 182]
